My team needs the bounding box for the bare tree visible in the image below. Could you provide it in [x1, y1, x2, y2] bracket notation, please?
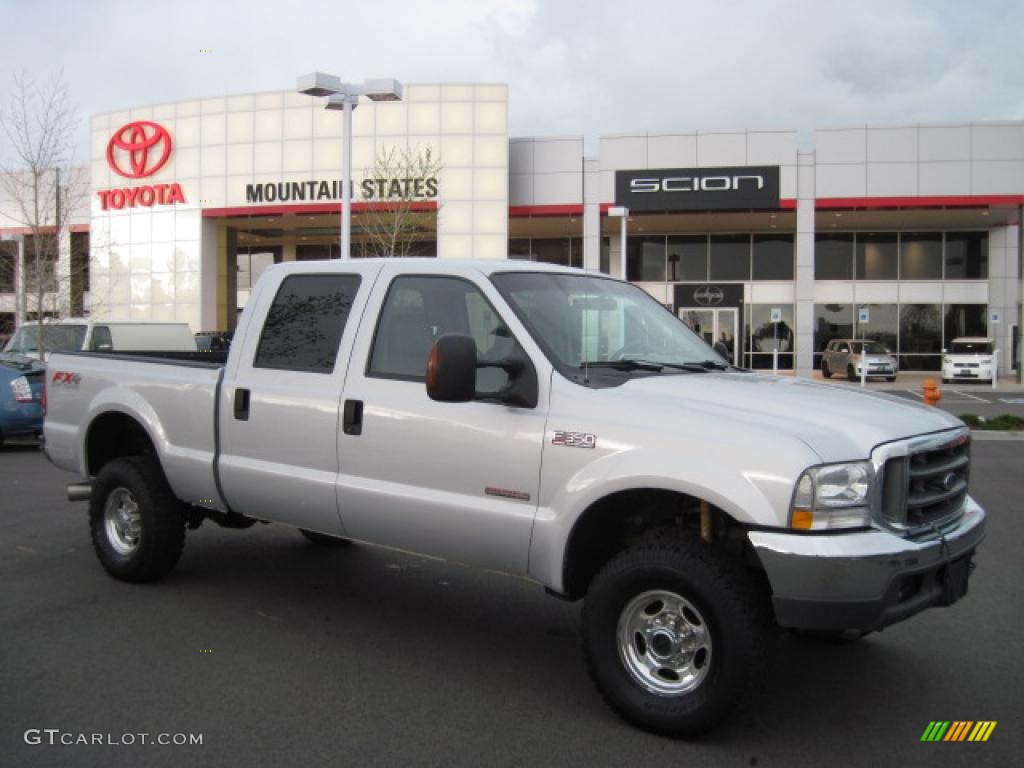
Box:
[0, 70, 88, 354]
[359, 145, 442, 258]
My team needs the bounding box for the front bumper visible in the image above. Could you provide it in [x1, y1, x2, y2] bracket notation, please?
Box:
[749, 497, 985, 632]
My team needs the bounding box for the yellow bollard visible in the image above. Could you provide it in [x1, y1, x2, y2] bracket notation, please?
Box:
[922, 378, 942, 406]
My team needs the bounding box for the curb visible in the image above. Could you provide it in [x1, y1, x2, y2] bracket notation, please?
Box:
[967, 430, 1024, 441]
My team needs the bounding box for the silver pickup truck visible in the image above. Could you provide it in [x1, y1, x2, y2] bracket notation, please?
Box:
[44, 259, 985, 737]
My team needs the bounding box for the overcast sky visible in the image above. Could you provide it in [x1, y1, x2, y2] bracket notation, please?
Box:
[1, 0, 1022, 162]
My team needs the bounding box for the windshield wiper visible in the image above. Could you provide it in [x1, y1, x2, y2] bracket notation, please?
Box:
[579, 360, 665, 372]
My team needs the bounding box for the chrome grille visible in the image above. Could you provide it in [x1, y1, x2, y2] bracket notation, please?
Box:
[880, 432, 970, 534]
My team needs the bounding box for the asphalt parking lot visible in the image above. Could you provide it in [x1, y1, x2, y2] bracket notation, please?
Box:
[1, 440, 1022, 768]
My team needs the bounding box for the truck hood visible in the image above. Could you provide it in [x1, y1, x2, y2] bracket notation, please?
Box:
[615, 372, 963, 462]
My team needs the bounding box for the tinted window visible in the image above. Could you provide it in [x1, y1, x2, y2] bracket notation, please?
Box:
[944, 232, 988, 279]
[90, 326, 112, 350]
[752, 234, 794, 280]
[667, 236, 707, 282]
[626, 236, 667, 281]
[368, 276, 527, 396]
[856, 233, 898, 280]
[815, 234, 853, 279]
[899, 233, 942, 280]
[944, 304, 987, 343]
[254, 274, 361, 372]
[709, 235, 750, 281]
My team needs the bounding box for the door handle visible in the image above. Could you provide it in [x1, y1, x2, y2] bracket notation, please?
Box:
[234, 388, 250, 421]
[343, 399, 363, 435]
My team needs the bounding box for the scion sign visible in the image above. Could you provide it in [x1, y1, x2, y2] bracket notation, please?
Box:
[616, 166, 780, 211]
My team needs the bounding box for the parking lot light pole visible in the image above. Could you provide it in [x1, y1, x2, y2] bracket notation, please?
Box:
[608, 207, 629, 280]
[296, 73, 403, 259]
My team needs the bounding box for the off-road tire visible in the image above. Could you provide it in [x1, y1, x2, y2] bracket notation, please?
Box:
[582, 535, 773, 738]
[299, 529, 352, 546]
[89, 457, 186, 582]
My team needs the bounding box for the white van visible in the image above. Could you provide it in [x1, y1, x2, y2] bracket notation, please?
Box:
[942, 337, 995, 383]
[3, 319, 196, 360]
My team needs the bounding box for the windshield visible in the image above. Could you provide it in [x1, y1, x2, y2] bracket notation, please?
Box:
[5, 324, 87, 354]
[491, 272, 724, 371]
[950, 341, 992, 355]
[851, 341, 889, 355]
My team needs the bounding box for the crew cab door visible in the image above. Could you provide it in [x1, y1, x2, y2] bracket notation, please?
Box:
[217, 263, 381, 533]
[336, 267, 551, 574]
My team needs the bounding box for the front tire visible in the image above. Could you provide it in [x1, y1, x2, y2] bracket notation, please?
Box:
[582, 536, 773, 738]
[89, 457, 186, 582]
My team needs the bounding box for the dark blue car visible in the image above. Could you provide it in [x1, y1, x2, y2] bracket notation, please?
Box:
[0, 354, 45, 446]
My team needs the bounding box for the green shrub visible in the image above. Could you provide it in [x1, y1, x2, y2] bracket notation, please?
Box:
[959, 413, 1024, 430]
[959, 413, 982, 428]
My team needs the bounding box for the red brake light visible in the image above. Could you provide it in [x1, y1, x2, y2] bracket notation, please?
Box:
[41, 378, 47, 415]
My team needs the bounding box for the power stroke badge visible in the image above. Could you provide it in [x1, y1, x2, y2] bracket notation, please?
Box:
[552, 431, 596, 449]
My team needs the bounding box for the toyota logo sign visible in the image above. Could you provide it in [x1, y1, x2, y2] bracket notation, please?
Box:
[106, 121, 172, 179]
[693, 285, 725, 306]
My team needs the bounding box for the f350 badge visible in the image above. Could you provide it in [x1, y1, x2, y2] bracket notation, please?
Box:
[552, 431, 596, 449]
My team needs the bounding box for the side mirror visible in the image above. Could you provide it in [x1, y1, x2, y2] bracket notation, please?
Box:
[426, 334, 477, 402]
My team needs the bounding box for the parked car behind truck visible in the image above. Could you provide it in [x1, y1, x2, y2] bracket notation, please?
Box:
[0, 353, 45, 446]
[43, 259, 984, 737]
[4, 319, 195, 360]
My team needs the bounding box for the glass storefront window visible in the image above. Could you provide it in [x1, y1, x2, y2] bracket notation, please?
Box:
[508, 239, 531, 260]
[600, 237, 610, 274]
[944, 304, 988, 344]
[627, 236, 667, 281]
[856, 233, 898, 280]
[944, 232, 988, 279]
[237, 247, 282, 289]
[667, 236, 707, 282]
[855, 303, 898, 353]
[899, 304, 942, 370]
[746, 304, 794, 370]
[709, 235, 750, 281]
[532, 239, 573, 267]
[899, 233, 942, 280]
[813, 303, 853, 368]
[815, 234, 853, 279]
[752, 234, 794, 280]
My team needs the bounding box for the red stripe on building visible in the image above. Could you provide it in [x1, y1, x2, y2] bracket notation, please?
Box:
[509, 204, 584, 217]
[201, 201, 439, 218]
[816, 195, 1024, 210]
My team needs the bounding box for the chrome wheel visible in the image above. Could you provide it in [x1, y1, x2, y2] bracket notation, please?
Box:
[617, 589, 712, 696]
[104, 487, 142, 556]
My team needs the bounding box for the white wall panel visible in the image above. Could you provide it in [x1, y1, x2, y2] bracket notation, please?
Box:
[533, 138, 583, 174]
[647, 134, 697, 168]
[696, 132, 746, 167]
[815, 164, 867, 197]
[919, 124, 970, 161]
[942, 282, 988, 303]
[971, 124, 1024, 160]
[600, 135, 647, 170]
[971, 161, 1024, 194]
[531, 172, 580, 205]
[918, 162, 970, 195]
[747, 131, 797, 165]
[867, 127, 917, 162]
[898, 282, 944, 303]
[815, 128, 866, 164]
[867, 162, 917, 196]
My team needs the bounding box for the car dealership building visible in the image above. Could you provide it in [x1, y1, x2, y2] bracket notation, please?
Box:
[1, 83, 1021, 378]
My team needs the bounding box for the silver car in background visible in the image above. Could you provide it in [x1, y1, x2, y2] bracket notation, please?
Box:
[821, 339, 898, 381]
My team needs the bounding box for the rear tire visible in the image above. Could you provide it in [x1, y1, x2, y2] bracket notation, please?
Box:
[582, 535, 773, 738]
[89, 457, 186, 582]
[821, 361, 832, 379]
[299, 529, 352, 546]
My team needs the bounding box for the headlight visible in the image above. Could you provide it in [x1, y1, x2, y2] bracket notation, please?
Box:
[789, 461, 873, 530]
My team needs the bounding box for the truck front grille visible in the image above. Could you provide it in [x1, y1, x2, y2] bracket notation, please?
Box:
[880, 433, 970, 535]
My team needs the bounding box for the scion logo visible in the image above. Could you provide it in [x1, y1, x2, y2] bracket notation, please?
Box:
[693, 285, 725, 307]
[106, 121, 172, 179]
[615, 166, 780, 212]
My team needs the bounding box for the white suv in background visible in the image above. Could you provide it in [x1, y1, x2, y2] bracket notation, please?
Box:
[821, 339, 898, 381]
[943, 337, 995, 383]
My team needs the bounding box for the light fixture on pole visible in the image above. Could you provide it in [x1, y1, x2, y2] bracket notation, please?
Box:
[608, 206, 629, 281]
[296, 73, 403, 259]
